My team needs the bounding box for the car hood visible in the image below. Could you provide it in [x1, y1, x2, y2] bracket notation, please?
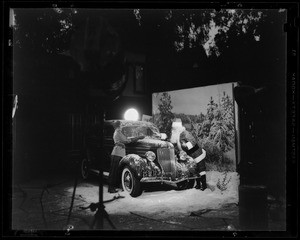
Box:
[128, 137, 174, 149]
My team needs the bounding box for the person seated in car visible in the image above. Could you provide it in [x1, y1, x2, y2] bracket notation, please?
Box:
[108, 120, 145, 193]
[179, 130, 207, 191]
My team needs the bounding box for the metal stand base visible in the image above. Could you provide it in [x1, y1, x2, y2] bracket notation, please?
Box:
[90, 204, 116, 230]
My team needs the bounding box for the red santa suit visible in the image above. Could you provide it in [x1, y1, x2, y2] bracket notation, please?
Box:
[179, 130, 207, 190]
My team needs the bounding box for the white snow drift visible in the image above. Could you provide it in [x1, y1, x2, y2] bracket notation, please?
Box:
[66, 171, 239, 217]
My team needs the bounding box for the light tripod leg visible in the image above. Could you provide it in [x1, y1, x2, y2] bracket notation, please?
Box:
[103, 208, 116, 229]
[93, 167, 116, 229]
[96, 167, 104, 229]
[67, 160, 79, 226]
[90, 204, 116, 230]
[89, 107, 116, 230]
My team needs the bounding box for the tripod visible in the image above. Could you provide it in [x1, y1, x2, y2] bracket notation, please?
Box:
[66, 151, 116, 230]
[66, 157, 80, 226]
[67, 107, 119, 229]
[89, 162, 116, 230]
[89, 109, 116, 230]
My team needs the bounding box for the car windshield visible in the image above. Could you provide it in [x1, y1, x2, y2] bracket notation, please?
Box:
[121, 122, 161, 139]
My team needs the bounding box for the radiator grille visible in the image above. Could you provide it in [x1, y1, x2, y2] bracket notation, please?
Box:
[157, 148, 176, 179]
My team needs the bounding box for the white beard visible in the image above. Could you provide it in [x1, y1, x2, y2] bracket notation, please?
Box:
[170, 126, 186, 145]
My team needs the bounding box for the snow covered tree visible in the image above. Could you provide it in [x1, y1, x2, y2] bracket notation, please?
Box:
[155, 92, 174, 139]
[209, 92, 235, 152]
[197, 113, 206, 123]
[207, 96, 218, 122]
[221, 92, 235, 140]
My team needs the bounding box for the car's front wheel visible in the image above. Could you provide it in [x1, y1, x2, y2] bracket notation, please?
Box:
[177, 179, 195, 190]
[81, 158, 90, 180]
[187, 179, 195, 189]
[121, 166, 142, 197]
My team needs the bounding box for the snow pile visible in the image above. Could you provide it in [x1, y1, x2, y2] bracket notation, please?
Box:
[66, 171, 239, 217]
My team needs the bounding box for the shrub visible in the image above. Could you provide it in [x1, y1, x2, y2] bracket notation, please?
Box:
[200, 138, 223, 164]
[199, 138, 236, 172]
[216, 171, 232, 193]
[206, 162, 235, 172]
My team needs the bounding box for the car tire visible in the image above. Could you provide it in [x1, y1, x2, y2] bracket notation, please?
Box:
[81, 158, 89, 180]
[177, 180, 188, 190]
[177, 179, 195, 190]
[187, 179, 195, 189]
[121, 166, 142, 197]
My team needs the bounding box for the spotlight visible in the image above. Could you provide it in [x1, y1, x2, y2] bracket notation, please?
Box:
[124, 108, 139, 121]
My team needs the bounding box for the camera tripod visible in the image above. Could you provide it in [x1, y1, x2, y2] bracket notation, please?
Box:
[67, 158, 116, 230]
[89, 166, 116, 230]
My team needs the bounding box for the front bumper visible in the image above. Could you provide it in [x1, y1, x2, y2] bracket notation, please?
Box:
[140, 176, 200, 184]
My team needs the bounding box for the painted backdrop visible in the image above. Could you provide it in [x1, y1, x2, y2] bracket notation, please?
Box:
[152, 82, 239, 172]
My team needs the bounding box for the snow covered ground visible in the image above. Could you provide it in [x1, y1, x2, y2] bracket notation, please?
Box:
[66, 171, 239, 218]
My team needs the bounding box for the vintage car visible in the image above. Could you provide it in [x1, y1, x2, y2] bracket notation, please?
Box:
[81, 120, 200, 197]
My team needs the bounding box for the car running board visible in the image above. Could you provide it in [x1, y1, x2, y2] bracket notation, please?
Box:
[89, 169, 109, 178]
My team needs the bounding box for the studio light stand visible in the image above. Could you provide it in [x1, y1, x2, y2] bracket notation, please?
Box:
[89, 165, 116, 230]
[66, 157, 79, 226]
[89, 108, 117, 230]
[66, 108, 116, 230]
[82, 107, 116, 230]
[66, 154, 83, 229]
[67, 158, 116, 230]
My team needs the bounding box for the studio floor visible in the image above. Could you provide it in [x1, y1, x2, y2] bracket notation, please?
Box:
[8, 171, 286, 237]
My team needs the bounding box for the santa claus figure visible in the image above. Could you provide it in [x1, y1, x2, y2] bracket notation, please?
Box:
[170, 119, 207, 190]
[178, 130, 207, 191]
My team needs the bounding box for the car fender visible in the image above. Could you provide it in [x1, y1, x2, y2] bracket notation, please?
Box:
[119, 154, 148, 179]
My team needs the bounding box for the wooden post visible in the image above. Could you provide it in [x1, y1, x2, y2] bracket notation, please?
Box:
[239, 185, 268, 230]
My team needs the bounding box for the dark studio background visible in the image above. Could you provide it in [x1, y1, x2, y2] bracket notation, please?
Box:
[2, 2, 298, 234]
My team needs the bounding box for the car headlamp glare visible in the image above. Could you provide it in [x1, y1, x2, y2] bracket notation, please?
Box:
[179, 151, 187, 161]
[145, 151, 156, 162]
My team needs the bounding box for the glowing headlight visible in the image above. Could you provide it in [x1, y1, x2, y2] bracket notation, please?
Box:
[145, 151, 156, 162]
[179, 151, 187, 161]
[160, 133, 167, 140]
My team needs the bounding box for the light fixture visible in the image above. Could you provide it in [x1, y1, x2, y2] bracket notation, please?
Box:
[124, 108, 139, 121]
[145, 151, 156, 161]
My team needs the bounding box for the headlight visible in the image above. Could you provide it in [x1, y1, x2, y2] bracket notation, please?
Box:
[179, 151, 187, 161]
[145, 151, 156, 162]
[160, 133, 167, 140]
